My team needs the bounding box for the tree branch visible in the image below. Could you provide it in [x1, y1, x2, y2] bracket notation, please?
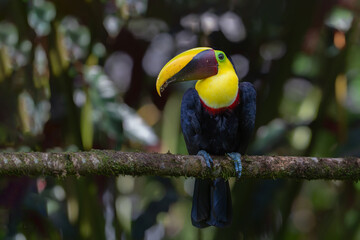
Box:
[0, 150, 359, 180]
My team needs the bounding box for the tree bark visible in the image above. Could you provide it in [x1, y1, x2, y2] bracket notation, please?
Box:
[0, 150, 359, 179]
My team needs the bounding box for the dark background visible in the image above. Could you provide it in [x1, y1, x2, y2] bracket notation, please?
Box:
[0, 0, 360, 239]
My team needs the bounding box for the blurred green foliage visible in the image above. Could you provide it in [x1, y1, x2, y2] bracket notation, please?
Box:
[0, 0, 360, 239]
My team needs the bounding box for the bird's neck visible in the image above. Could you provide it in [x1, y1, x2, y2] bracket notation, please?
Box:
[195, 68, 239, 110]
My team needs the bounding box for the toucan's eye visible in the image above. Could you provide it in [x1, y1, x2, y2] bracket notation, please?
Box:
[218, 53, 225, 61]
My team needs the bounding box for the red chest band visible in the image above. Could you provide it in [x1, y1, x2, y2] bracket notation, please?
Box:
[200, 91, 240, 115]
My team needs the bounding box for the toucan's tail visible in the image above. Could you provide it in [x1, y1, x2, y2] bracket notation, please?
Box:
[191, 178, 232, 228]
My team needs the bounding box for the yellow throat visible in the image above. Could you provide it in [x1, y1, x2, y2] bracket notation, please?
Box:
[195, 56, 239, 109]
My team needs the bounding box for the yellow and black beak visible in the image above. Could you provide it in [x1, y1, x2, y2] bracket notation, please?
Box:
[156, 47, 218, 96]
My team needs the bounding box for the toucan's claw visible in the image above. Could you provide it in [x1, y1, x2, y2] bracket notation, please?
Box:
[227, 152, 242, 179]
[197, 150, 213, 169]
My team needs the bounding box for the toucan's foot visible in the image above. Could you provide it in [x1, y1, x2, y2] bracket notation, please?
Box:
[226, 152, 242, 179]
[197, 150, 213, 169]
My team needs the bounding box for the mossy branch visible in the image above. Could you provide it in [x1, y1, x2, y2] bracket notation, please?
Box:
[0, 150, 359, 180]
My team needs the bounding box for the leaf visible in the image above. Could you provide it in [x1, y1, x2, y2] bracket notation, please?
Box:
[81, 91, 93, 150]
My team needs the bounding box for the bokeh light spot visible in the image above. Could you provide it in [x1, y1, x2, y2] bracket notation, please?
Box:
[200, 12, 219, 35]
[219, 12, 246, 42]
[104, 51, 133, 93]
[290, 126, 311, 150]
[142, 33, 174, 77]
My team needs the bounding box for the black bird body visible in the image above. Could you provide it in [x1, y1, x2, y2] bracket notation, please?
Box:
[180, 82, 256, 228]
[181, 82, 256, 156]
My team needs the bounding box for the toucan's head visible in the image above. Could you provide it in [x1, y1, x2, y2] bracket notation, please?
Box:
[156, 47, 239, 109]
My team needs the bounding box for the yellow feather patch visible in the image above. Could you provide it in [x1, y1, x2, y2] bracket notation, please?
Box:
[195, 53, 239, 109]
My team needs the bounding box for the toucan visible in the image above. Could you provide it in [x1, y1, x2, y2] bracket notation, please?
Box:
[156, 47, 256, 228]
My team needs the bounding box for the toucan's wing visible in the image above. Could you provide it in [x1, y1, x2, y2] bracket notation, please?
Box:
[180, 88, 203, 155]
[238, 82, 257, 154]
[180, 89, 211, 228]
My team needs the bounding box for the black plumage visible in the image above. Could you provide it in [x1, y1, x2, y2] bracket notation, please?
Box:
[180, 82, 256, 228]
